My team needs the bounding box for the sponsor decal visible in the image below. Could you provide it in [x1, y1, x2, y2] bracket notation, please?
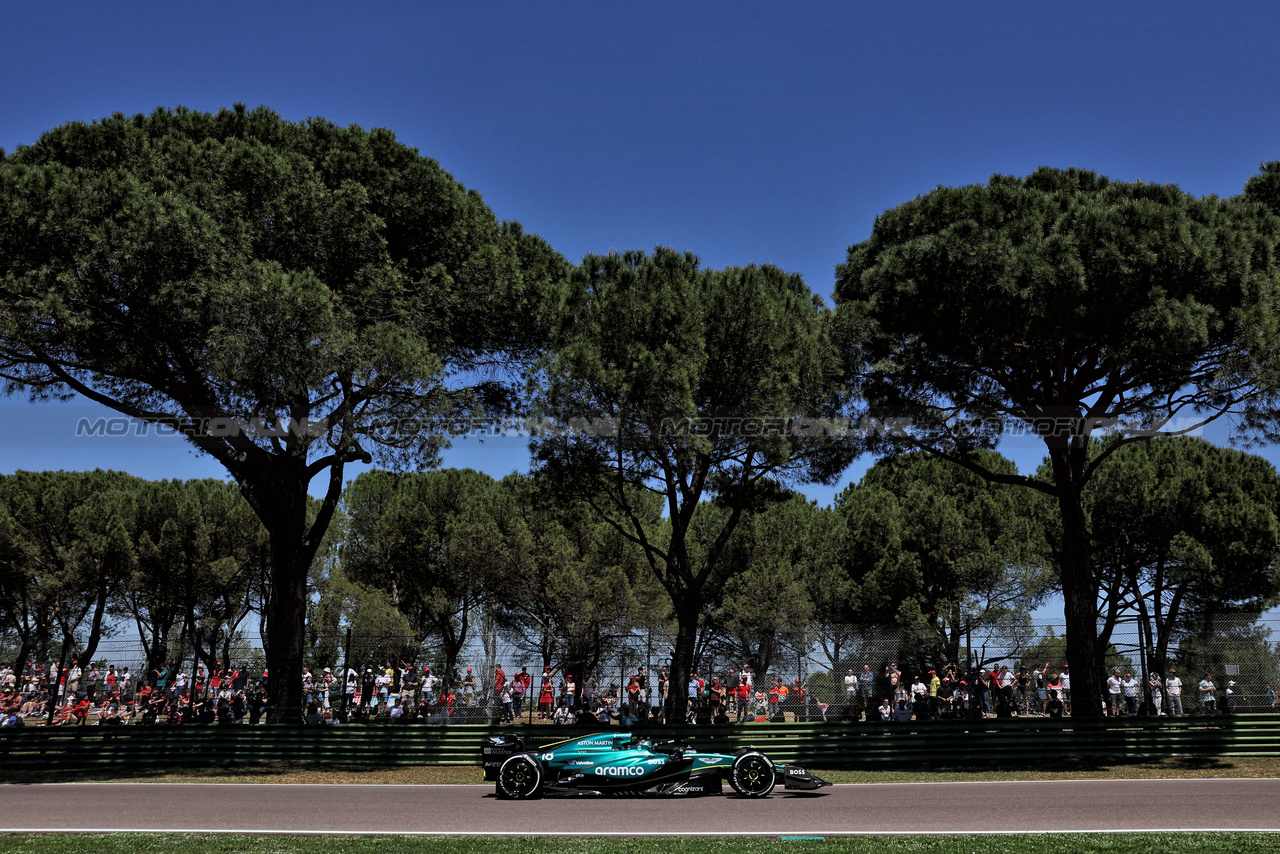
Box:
[593, 765, 647, 777]
[787, 767, 807, 776]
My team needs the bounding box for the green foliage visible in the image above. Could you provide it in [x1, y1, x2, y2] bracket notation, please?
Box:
[0, 105, 566, 715]
[834, 165, 1280, 713]
[0, 469, 141, 667]
[836, 451, 1054, 666]
[1173, 621, 1280, 709]
[0, 471, 269, 676]
[532, 246, 856, 714]
[706, 495, 839, 677]
[488, 473, 665, 681]
[342, 468, 515, 673]
[1086, 436, 1280, 672]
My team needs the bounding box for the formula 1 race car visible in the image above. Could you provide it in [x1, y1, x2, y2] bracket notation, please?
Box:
[483, 731, 831, 798]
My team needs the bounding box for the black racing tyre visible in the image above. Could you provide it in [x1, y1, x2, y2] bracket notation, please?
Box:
[496, 753, 543, 799]
[729, 750, 776, 797]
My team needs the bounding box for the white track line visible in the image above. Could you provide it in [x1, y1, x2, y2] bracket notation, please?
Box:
[3, 828, 1280, 836]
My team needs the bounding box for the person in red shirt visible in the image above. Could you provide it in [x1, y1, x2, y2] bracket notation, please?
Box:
[734, 679, 750, 722]
[73, 697, 91, 725]
[538, 667, 557, 719]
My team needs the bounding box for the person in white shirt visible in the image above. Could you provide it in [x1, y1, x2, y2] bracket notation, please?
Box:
[844, 669, 857, 702]
[1107, 668, 1123, 715]
[422, 668, 439, 706]
[1120, 671, 1140, 715]
[1198, 674, 1217, 712]
[1165, 669, 1183, 715]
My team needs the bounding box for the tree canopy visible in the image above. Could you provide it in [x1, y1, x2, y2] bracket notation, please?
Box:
[1085, 436, 1280, 675]
[532, 246, 856, 719]
[835, 166, 1280, 715]
[0, 106, 565, 719]
[836, 450, 1054, 670]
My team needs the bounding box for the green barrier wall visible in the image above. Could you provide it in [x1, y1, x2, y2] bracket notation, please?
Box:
[3, 714, 1279, 772]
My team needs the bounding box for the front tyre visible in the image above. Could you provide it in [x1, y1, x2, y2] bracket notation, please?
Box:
[729, 750, 776, 797]
[496, 754, 543, 799]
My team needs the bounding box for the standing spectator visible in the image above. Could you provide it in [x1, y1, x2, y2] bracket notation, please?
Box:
[1265, 683, 1277, 710]
[1166, 668, 1184, 715]
[401, 664, 419, 707]
[510, 670, 526, 718]
[462, 668, 476, 706]
[657, 667, 669, 713]
[1015, 667, 1031, 714]
[1199, 673, 1217, 712]
[928, 670, 942, 719]
[344, 667, 358, 712]
[85, 664, 100, 702]
[885, 662, 902, 695]
[538, 667, 557, 719]
[858, 665, 875, 718]
[320, 668, 335, 710]
[911, 675, 927, 714]
[1148, 671, 1164, 715]
[208, 665, 222, 700]
[424, 667, 441, 708]
[359, 668, 376, 718]
[564, 673, 577, 709]
[376, 668, 393, 711]
[1121, 670, 1140, 716]
[844, 668, 858, 705]
[492, 664, 506, 706]
[1033, 663, 1049, 715]
[66, 661, 83, 704]
[583, 673, 598, 712]
[1107, 668, 1123, 716]
[104, 665, 118, 701]
[1060, 665, 1072, 715]
[734, 678, 750, 723]
[499, 682, 514, 723]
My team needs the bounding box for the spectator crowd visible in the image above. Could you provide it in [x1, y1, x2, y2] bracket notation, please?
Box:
[2, 656, 1275, 728]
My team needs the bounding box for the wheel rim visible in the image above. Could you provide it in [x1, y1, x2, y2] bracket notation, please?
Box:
[737, 755, 773, 793]
[501, 757, 539, 796]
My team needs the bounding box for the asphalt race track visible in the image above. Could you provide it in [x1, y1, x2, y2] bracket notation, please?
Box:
[2, 779, 1280, 834]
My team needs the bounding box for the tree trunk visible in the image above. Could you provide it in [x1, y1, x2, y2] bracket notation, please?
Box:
[1052, 468, 1105, 718]
[259, 491, 310, 725]
[665, 596, 701, 723]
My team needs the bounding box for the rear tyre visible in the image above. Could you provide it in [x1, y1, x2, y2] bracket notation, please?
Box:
[496, 754, 543, 799]
[729, 750, 776, 797]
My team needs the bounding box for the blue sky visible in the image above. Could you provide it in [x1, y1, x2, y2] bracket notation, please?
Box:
[4, 0, 1280, 509]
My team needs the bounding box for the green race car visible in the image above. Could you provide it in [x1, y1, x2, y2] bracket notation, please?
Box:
[484, 731, 832, 798]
